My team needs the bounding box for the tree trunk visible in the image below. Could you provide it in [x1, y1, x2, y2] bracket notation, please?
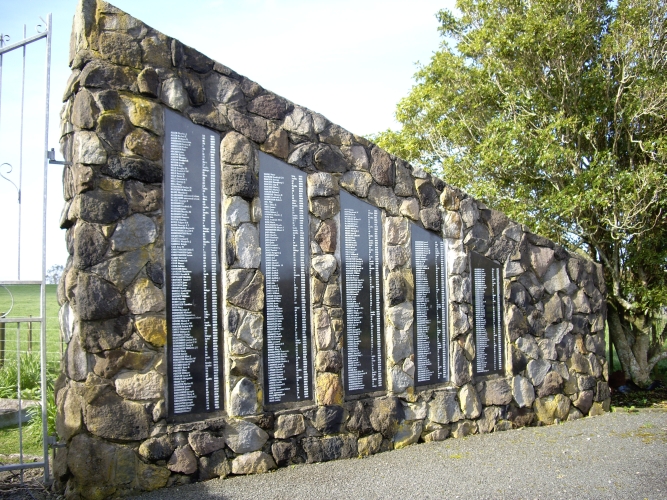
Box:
[607, 301, 653, 388]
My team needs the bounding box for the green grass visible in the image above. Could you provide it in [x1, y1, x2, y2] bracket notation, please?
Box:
[0, 284, 61, 369]
[0, 284, 60, 460]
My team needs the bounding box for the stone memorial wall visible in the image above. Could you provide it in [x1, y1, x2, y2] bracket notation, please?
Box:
[55, 1, 609, 497]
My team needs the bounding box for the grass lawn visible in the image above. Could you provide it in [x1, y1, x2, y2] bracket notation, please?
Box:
[0, 284, 61, 368]
[0, 284, 60, 461]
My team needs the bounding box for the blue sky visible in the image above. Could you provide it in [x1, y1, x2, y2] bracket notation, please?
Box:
[0, 0, 454, 280]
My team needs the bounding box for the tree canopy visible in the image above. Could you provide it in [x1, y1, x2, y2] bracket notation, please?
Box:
[375, 0, 667, 386]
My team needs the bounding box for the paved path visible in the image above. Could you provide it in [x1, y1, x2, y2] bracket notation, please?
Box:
[134, 408, 667, 500]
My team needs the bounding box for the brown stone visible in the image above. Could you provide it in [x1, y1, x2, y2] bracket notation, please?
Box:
[370, 147, 394, 186]
[124, 128, 161, 161]
[167, 445, 197, 474]
[261, 129, 289, 159]
[135, 315, 167, 346]
[85, 391, 151, 441]
[315, 219, 337, 252]
[316, 372, 343, 406]
[315, 350, 343, 373]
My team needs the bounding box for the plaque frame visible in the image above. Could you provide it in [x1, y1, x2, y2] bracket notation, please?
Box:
[470, 252, 506, 376]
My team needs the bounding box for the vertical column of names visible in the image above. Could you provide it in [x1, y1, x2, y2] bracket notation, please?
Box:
[168, 130, 197, 414]
[341, 191, 384, 395]
[435, 239, 448, 381]
[166, 109, 222, 417]
[412, 224, 449, 386]
[414, 240, 432, 383]
[471, 252, 504, 375]
[262, 173, 287, 403]
[260, 153, 312, 405]
[473, 266, 488, 374]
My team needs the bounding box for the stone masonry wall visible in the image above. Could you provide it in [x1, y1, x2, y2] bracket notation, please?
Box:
[55, 1, 609, 498]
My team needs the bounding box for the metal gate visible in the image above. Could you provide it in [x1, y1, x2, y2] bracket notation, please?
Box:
[0, 13, 55, 484]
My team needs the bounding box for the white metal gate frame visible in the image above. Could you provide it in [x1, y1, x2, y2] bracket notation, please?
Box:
[0, 13, 58, 483]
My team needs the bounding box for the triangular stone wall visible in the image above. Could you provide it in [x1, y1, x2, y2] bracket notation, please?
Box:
[55, 0, 609, 497]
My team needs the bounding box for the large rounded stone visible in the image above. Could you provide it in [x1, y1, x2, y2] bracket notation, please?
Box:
[74, 131, 107, 165]
[139, 435, 174, 461]
[316, 372, 343, 406]
[161, 77, 188, 111]
[226, 270, 264, 312]
[388, 365, 412, 393]
[231, 451, 276, 475]
[223, 167, 258, 199]
[90, 247, 149, 290]
[370, 147, 394, 186]
[223, 419, 268, 454]
[85, 391, 151, 441]
[274, 414, 306, 439]
[77, 190, 129, 224]
[79, 315, 133, 353]
[188, 431, 225, 456]
[543, 261, 572, 294]
[167, 445, 197, 474]
[415, 179, 438, 208]
[126, 278, 165, 314]
[98, 31, 141, 68]
[115, 371, 164, 400]
[135, 315, 167, 346]
[230, 377, 258, 416]
[428, 390, 462, 425]
[73, 222, 109, 269]
[526, 358, 551, 386]
[121, 95, 164, 136]
[387, 325, 412, 364]
[529, 245, 555, 278]
[394, 421, 422, 450]
[72, 89, 99, 130]
[357, 433, 383, 457]
[340, 170, 372, 198]
[458, 384, 482, 419]
[235, 224, 261, 268]
[315, 220, 337, 253]
[75, 273, 125, 321]
[387, 302, 413, 330]
[370, 396, 403, 438]
[248, 94, 291, 120]
[110, 214, 157, 252]
[102, 156, 163, 183]
[512, 375, 536, 408]
[224, 196, 251, 228]
[315, 350, 343, 373]
[199, 449, 231, 480]
[476, 378, 513, 406]
[311, 254, 337, 282]
[124, 128, 162, 161]
[420, 208, 442, 232]
[221, 131, 253, 165]
[305, 405, 345, 434]
[308, 172, 338, 198]
[67, 433, 116, 495]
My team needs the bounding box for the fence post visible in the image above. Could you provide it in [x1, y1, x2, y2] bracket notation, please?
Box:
[28, 315, 32, 353]
[0, 318, 4, 368]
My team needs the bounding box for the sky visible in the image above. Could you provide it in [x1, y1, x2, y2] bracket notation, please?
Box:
[0, 0, 455, 281]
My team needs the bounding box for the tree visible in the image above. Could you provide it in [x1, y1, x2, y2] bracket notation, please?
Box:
[46, 264, 64, 285]
[375, 0, 667, 387]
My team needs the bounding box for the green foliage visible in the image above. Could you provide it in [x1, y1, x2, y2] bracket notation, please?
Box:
[375, 0, 667, 383]
[0, 353, 58, 440]
[0, 353, 43, 400]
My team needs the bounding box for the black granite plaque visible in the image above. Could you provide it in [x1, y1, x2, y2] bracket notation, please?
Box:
[260, 153, 312, 404]
[471, 252, 504, 375]
[165, 109, 222, 417]
[341, 190, 384, 395]
[411, 224, 449, 385]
